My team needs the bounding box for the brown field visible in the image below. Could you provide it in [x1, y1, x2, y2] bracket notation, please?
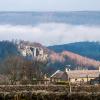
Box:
[0, 85, 99, 100]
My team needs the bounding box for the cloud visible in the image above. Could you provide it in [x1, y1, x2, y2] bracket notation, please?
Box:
[0, 23, 100, 46]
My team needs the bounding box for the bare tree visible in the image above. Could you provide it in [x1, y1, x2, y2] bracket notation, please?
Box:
[2, 54, 48, 85]
[3, 56, 24, 84]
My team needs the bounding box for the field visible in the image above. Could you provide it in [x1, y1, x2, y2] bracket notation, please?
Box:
[0, 85, 100, 100]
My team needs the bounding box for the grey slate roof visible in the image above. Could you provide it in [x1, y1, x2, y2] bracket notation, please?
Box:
[51, 70, 65, 79]
[67, 70, 100, 79]
[51, 70, 100, 79]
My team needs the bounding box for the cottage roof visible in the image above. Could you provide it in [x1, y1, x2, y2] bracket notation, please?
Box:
[67, 70, 100, 79]
[51, 70, 64, 79]
[51, 70, 100, 79]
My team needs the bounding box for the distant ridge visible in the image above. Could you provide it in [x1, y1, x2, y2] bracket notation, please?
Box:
[0, 11, 100, 25]
[48, 41, 100, 61]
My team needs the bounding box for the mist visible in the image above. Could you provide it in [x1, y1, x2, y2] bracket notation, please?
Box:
[0, 23, 100, 46]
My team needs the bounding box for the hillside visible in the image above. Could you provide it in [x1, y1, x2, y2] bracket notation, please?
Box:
[0, 41, 100, 74]
[48, 42, 100, 61]
[47, 50, 100, 74]
[61, 51, 100, 69]
[0, 41, 19, 60]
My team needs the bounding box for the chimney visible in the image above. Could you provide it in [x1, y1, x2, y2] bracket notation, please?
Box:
[65, 68, 70, 72]
[33, 48, 37, 57]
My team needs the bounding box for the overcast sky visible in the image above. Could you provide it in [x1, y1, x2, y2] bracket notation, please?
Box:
[0, 0, 100, 11]
[0, 0, 100, 45]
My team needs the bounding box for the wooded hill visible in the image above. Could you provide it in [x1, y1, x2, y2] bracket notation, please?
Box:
[0, 41, 100, 75]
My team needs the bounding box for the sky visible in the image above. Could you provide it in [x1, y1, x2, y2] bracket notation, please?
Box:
[0, 1, 100, 45]
[0, 0, 100, 11]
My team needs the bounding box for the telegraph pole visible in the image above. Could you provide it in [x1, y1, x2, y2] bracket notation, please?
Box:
[68, 78, 72, 93]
